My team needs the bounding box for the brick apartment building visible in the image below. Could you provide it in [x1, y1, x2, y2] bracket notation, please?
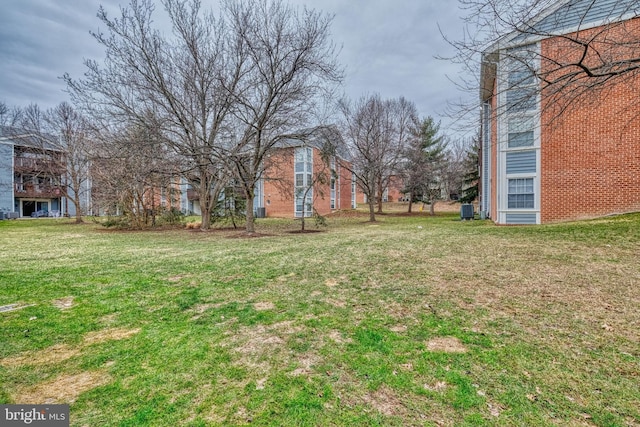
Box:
[256, 127, 356, 218]
[480, 0, 640, 224]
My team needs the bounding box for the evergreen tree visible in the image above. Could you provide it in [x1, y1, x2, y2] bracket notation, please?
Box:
[402, 117, 447, 215]
[459, 134, 479, 204]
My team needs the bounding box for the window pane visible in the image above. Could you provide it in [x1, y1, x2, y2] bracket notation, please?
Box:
[508, 178, 534, 209]
[509, 70, 535, 87]
[506, 87, 536, 112]
[508, 116, 535, 147]
[296, 174, 303, 187]
[509, 131, 534, 147]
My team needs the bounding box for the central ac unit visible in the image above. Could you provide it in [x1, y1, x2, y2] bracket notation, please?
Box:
[460, 204, 474, 220]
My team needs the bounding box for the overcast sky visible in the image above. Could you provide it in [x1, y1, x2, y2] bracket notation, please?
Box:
[0, 0, 474, 136]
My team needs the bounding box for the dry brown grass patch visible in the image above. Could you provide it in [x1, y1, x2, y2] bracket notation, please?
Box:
[13, 371, 111, 404]
[324, 298, 347, 308]
[424, 380, 448, 392]
[83, 328, 141, 345]
[426, 337, 468, 353]
[327, 330, 352, 344]
[361, 385, 406, 417]
[0, 344, 80, 368]
[325, 278, 339, 287]
[289, 353, 317, 377]
[253, 301, 275, 311]
[52, 296, 74, 310]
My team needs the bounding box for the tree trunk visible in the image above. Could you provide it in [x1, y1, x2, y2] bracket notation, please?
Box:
[368, 198, 376, 222]
[429, 199, 436, 216]
[199, 186, 211, 230]
[73, 193, 83, 223]
[407, 191, 413, 213]
[245, 192, 255, 234]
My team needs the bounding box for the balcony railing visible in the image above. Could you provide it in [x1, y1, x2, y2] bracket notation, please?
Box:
[186, 189, 199, 201]
[14, 157, 64, 174]
[15, 183, 62, 198]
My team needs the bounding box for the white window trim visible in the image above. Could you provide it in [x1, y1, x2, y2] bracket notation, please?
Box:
[496, 42, 542, 224]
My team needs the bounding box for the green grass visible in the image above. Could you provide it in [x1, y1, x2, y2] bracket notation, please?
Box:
[0, 211, 639, 426]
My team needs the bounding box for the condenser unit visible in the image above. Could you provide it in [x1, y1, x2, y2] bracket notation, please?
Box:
[460, 204, 474, 220]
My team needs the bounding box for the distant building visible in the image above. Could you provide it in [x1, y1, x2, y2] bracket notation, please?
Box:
[0, 126, 85, 217]
[256, 127, 356, 218]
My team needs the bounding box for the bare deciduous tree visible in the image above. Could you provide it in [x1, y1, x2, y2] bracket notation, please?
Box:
[441, 136, 471, 202]
[45, 102, 93, 223]
[67, 0, 341, 233]
[0, 101, 23, 127]
[339, 95, 415, 222]
[91, 123, 177, 228]
[223, 0, 343, 234]
[66, 0, 241, 229]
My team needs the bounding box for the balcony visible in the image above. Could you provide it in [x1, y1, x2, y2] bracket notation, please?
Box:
[15, 183, 62, 199]
[187, 189, 199, 201]
[14, 157, 65, 174]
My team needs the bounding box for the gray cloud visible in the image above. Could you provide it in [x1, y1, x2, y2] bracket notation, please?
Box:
[0, 0, 473, 134]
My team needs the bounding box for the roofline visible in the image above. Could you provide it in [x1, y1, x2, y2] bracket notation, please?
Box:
[479, 2, 640, 101]
[485, 0, 640, 52]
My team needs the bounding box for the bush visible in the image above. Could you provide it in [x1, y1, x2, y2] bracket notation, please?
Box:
[313, 210, 328, 228]
[96, 216, 130, 229]
[159, 207, 185, 225]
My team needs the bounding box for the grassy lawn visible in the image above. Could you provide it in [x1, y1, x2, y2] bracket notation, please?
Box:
[1, 210, 639, 426]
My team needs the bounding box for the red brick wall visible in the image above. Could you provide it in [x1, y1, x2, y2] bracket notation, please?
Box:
[540, 17, 640, 222]
[262, 147, 354, 217]
[263, 148, 295, 217]
[337, 163, 353, 210]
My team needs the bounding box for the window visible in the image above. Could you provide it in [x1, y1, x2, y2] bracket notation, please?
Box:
[294, 147, 313, 217]
[508, 178, 534, 209]
[351, 173, 357, 208]
[505, 45, 537, 113]
[508, 116, 534, 148]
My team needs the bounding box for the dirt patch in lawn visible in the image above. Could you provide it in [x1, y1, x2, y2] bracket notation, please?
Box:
[289, 353, 318, 376]
[0, 344, 80, 368]
[426, 337, 468, 353]
[325, 278, 339, 287]
[83, 327, 141, 345]
[361, 385, 407, 417]
[325, 298, 347, 308]
[14, 371, 111, 404]
[270, 320, 304, 335]
[52, 296, 74, 310]
[253, 301, 275, 311]
[327, 330, 352, 344]
[389, 324, 408, 333]
[233, 324, 286, 357]
[424, 380, 448, 392]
